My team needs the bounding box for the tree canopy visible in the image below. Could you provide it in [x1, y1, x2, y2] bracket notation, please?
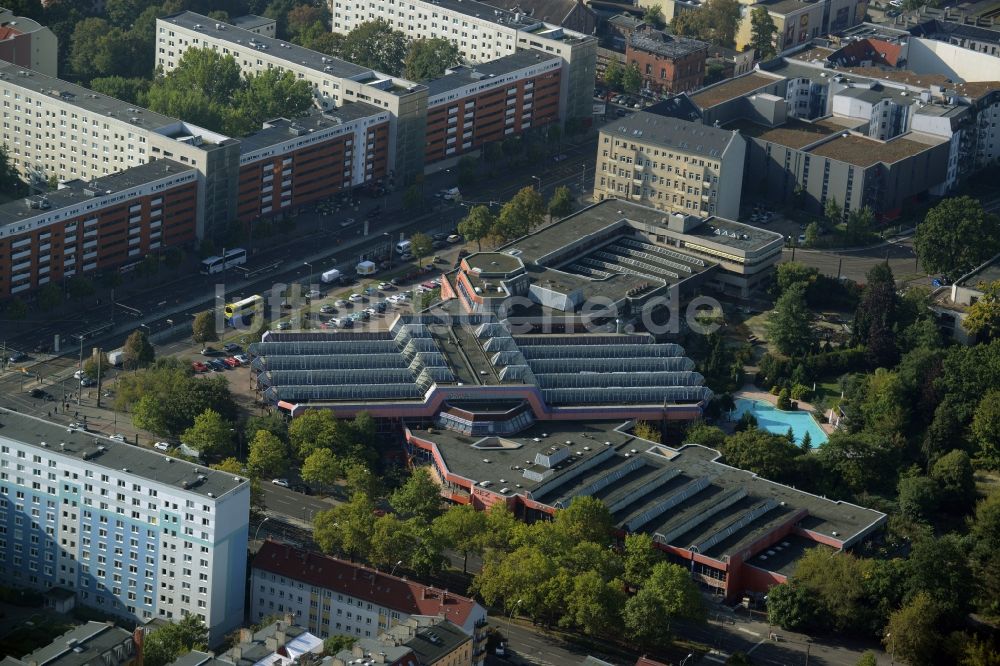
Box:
[458, 205, 495, 251]
[749, 6, 777, 60]
[404, 38, 461, 81]
[671, 0, 742, 47]
[144, 47, 313, 137]
[122, 329, 155, 370]
[964, 279, 1000, 341]
[339, 20, 409, 76]
[142, 614, 207, 666]
[914, 196, 1000, 279]
[766, 281, 813, 356]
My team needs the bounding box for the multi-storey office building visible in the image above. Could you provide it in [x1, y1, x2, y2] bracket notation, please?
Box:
[251, 540, 488, 639]
[595, 113, 746, 220]
[236, 106, 391, 223]
[0, 159, 198, 299]
[423, 51, 563, 162]
[0, 409, 250, 645]
[329, 0, 598, 125]
[156, 12, 428, 185]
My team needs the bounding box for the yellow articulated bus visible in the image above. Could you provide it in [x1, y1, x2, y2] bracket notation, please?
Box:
[224, 295, 264, 327]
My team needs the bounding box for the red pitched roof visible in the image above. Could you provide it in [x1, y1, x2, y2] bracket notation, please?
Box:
[636, 658, 669, 666]
[833, 38, 903, 67]
[253, 541, 481, 628]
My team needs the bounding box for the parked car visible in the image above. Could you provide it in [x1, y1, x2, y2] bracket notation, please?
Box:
[223, 357, 239, 368]
[432, 232, 449, 241]
[154, 441, 173, 452]
[276, 321, 292, 330]
[222, 343, 241, 353]
[271, 478, 290, 488]
[378, 281, 394, 290]
[320, 304, 336, 313]
[80, 377, 97, 387]
[192, 361, 209, 373]
[339, 218, 357, 228]
[210, 359, 228, 371]
[201, 347, 220, 356]
[335, 299, 349, 308]
[110, 434, 126, 442]
[73, 369, 88, 379]
[446, 234, 462, 244]
[306, 289, 322, 299]
[349, 293, 364, 302]
[375, 301, 387, 313]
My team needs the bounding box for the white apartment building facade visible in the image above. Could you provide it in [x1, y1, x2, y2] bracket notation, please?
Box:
[328, 0, 597, 125]
[0, 410, 250, 646]
[155, 12, 429, 185]
[251, 541, 488, 641]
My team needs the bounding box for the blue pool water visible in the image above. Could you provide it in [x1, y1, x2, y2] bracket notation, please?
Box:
[733, 398, 829, 446]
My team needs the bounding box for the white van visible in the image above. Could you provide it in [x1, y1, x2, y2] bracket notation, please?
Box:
[321, 268, 342, 283]
[395, 240, 412, 255]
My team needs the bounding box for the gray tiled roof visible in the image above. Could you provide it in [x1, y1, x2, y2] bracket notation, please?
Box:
[601, 112, 736, 159]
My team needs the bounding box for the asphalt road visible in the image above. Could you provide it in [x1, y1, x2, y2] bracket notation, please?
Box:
[260, 483, 337, 524]
[0, 135, 598, 359]
[783, 235, 926, 285]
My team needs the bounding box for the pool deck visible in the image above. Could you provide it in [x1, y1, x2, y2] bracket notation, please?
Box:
[731, 384, 836, 437]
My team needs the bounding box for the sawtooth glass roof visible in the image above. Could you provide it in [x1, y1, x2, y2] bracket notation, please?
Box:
[247, 316, 711, 409]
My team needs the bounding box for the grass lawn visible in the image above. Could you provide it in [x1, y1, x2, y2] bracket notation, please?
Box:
[812, 378, 844, 413]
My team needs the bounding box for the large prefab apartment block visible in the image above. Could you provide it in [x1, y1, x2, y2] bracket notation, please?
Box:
[0, 409, 250, 645]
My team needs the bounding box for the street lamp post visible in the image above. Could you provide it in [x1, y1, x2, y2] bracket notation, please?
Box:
[531, 176, 541, 191]
[389, 560, 404, 577]
[680, 654, 694, 666]
[383, 233, 392, 270]
[253, 516, 270, 542]
[303, 262, 313, 292]
[504, 599, 522, 652]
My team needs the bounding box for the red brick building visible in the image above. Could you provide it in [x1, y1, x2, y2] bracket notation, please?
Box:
[236, 106, 390, 224]
[424, 50, 563, 163]
[627, 30, 708, 94]
[0, 160, 198, 299]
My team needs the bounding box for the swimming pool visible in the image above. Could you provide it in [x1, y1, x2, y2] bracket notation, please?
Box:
[733, 398, 829, 446]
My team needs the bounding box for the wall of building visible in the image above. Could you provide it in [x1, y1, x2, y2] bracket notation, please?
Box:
[0, 433, 249, 646]
[156, 16, 427, 184]
[625, 43, 706, 94]
[236, 118, 390, 223]
[594, 130, 743, 219]
[0, 170, 199, 298]
[425, 67, 561, 163]
[908, 37, 1000, 83]
[717, 135, 746, 220]
[0, 10, 58, 77]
